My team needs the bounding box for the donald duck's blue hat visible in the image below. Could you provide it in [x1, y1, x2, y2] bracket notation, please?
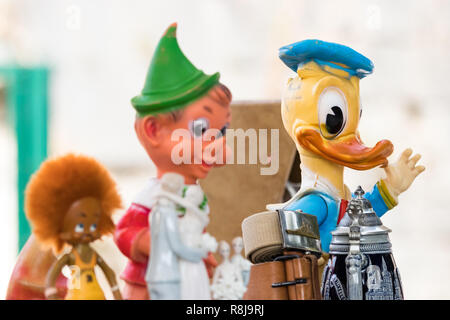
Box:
[279, 39, 374, 79]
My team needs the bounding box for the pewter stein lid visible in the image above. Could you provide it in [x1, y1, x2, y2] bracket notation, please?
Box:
[329, 186, 392, 255]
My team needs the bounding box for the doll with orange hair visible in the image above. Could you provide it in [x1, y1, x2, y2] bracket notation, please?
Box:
[24, 154, 123, 300]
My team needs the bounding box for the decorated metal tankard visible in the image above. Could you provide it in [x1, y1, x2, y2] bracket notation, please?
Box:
[321, 186, 404, 300]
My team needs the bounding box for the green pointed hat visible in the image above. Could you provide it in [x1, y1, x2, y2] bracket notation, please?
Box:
[132, 23, 220, 117]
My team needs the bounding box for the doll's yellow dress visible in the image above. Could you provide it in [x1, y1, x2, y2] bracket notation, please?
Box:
[65, 249, 105, 300]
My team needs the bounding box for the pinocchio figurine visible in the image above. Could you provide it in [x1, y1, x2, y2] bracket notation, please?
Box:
[25, 154, 123, 300]
[114, 23, 232, 300]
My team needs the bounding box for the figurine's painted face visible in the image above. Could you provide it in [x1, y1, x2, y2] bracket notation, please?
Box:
[232, 237, 243, 254]
[281, 61, 393, 170]
[219, 241, 230, 259]
[59, 197, 102, 245]
[135, 86, 231, 184]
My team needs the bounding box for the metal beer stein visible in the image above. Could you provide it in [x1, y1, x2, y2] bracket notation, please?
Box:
[321, 186, 404, 300]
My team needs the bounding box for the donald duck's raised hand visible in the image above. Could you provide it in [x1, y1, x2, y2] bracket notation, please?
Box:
[383, 148, 425, 202]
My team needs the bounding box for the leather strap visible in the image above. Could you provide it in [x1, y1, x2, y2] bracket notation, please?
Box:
[242, 210, 322, 299]
[244, 260, 289, 300]
[302, 254, 321, 299]
[244, 252, 321, 300]
[242, 211, 283, 263]
[283, 252, 320, 300]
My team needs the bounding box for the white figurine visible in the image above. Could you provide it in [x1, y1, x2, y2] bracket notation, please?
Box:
[211, 241, 247, 300]
[145, 173, 208, 300]
[178, 184, 217, 300]
[231, 236, 252, 287]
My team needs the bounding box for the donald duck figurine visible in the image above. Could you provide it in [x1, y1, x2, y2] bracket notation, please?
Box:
[268, 40, 425, 262]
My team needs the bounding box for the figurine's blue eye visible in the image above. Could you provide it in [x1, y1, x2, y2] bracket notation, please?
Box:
[90, 224, 97, 232]
[75, 223, 84, 233]
[189, 118, 210, 138]
[318, 87, 348, 139]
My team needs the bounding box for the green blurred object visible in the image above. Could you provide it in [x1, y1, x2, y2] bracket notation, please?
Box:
[0, 66, 49, 251]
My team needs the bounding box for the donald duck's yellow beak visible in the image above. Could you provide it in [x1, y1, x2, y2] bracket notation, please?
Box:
[295, 127, 393, 170]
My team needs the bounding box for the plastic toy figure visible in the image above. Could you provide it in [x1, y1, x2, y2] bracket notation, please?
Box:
[268, 39, 425, 262]
[145, 173, 208, 300]
[114, 23, 232, 300]
[24, 154, 123, 300]
[178, 184, 218, 300]
[230, 237, 251, 286]
[211, 241, 247, 300]
[146, 174, 217, 299]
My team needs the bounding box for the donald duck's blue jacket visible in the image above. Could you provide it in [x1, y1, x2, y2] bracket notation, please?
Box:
[284, 180, 395, 253]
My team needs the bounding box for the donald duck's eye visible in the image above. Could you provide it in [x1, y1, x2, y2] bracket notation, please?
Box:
[318, 87, 348, 139]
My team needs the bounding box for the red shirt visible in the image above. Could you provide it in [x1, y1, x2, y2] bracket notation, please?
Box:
[114, 194, 218, 285]
[114, 203, 150, 285]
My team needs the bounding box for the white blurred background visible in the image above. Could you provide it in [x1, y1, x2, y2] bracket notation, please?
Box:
[0, 0, 449, 299]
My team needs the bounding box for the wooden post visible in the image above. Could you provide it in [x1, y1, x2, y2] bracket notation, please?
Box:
[201, 100, 296, 249]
